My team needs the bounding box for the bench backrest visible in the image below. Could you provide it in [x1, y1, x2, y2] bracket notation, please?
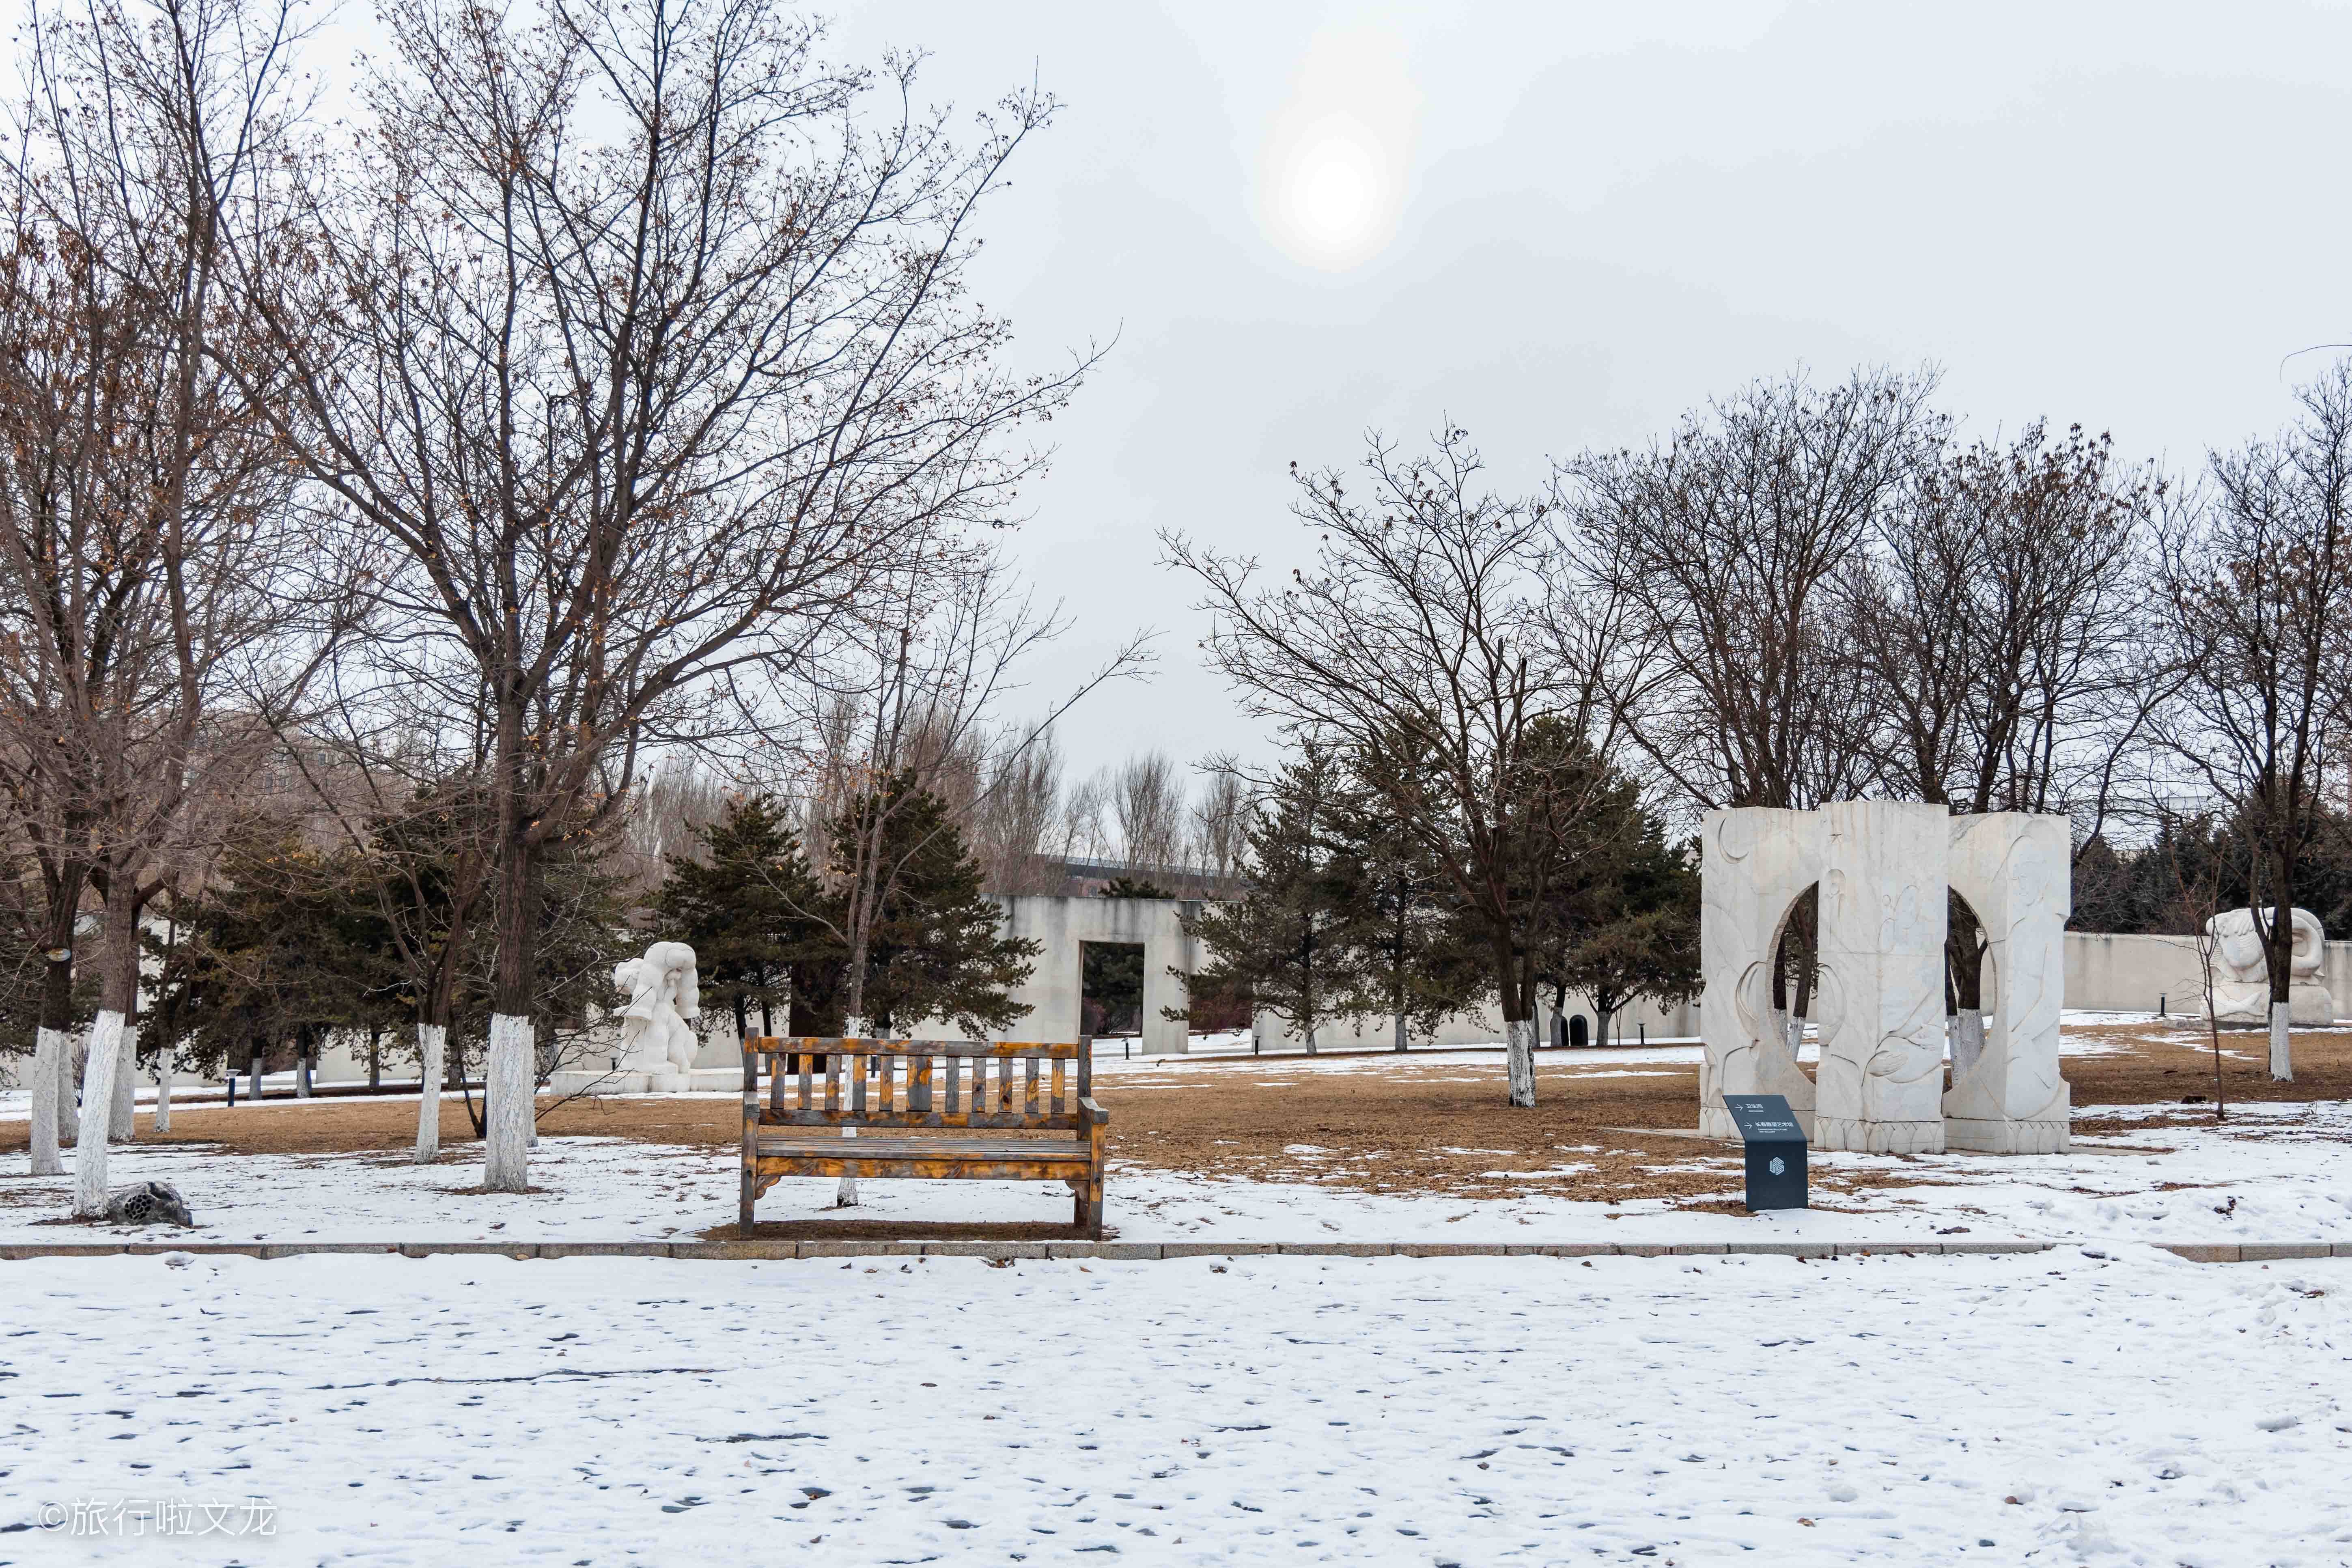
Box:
[743, 1037, 1091, 1131]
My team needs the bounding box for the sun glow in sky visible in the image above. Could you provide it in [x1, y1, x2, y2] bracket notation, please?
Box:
[1256, 29, 1419, 271]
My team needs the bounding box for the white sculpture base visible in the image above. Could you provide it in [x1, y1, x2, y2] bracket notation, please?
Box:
[547, 1067, 741, 1097]
[2207, 982, 2331, 1027]
[1945, 1116, 2070, 1154]
[1814, 1116, 1945, 1155]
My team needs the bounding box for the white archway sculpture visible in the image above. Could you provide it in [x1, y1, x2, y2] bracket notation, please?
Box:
[1700, 802, 2070, 1155]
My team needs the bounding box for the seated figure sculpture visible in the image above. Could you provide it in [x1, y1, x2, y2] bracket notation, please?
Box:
[2204, 907, 2331, 1025]
[612, 941, 703, 1088]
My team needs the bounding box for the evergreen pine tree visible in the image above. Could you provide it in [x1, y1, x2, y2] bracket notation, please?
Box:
[1321, 769, 1484, 1050]
[1182, 746, 1354, 1051]
[654, 794, 823, 1038]
[825, 773, 1039, 1035]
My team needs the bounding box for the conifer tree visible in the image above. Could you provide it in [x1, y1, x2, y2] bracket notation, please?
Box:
[822, 774, 1039, 1035]
[654, 795, 821, 1038]
[1182, 747, 1354, 1051]
[1321, 771, 1483, 1050]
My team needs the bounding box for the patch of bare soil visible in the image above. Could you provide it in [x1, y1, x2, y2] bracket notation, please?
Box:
[6, 1030, 2345, 1211]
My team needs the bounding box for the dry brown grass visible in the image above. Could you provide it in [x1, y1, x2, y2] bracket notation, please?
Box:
[7, 1024, 2345, 1212]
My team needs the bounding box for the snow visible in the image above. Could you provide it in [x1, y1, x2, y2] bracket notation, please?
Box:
[6, 1247, 2346, 1563]
[0, 1096, 2346, 1247]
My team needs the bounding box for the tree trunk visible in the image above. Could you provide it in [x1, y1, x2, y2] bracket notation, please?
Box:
[249, 1043, 265, 1099]
[415, 1021, 447, 1163]
[1951, 1009, 1985, 1081]
[109, 1029, 136, 1139]
[153, 1054, 171, 1135]
[73, 1010, 127, 1217]
[73, 876, 144, 1217]
[368, 1025, 381, 1091]
[1393, 1009, 1407, 1053]
[295, 1040, 313, 1098]
[484, 812, 542, 1191]
[485, 1013, 535, 1189]
[1505, 1015, 1538, 1108]
[2269, 1001, 2292, 1082]
[58, 1035, 82, 1146]
[28, 1027, 66, 1176]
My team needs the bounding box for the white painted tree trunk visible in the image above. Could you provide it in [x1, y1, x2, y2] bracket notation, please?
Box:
[1305, 1021, 1318, 1055]
[835, 1124, 859, 1207]
[28, 1026, 65, 1176]
[58, 1035, 81, 1145]
[1784, 1014, 1804, 1055]
[1767, 1009, 1788, 1057]
[414, 1023, 446, 1164]
[153, 1056, 171, 1134]
[1951, 1008, 1985, 1081]
[1505, 1016, 1538, 1107]
[2269, 1001, 2292, 1082]
[73, 1009, 127, 1217]
[484, 1013, 535, 1191]
[1394, 1011, 1407, 1053]
[110, 1028, 137, 1139]
[295, 1049, 312, 1097]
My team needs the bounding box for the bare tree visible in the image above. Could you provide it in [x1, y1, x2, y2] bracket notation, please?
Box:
[1563, 366, 1943, 813]
[1168, 426, 1627, 1107]
[782, 550, 1144, 1204]
[1188, 754, 1251, 882]
[0, 0, 328, 1202]
[971, 725, 1066, 894]
[1110, 751, 1185, 872]
[1562, 367, 1941, 1050]
[2153, 364, 2352, 1082]
[236, 0, 1090, 1190]
[1846, 420, 2167, 1058]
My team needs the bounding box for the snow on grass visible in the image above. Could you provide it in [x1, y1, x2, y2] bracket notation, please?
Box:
[3, 1098, 2348, 1246]
[4, 1247, 2346, 1564]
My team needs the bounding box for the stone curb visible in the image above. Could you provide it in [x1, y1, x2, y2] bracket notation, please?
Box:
[2, 1239, 2345, 1262]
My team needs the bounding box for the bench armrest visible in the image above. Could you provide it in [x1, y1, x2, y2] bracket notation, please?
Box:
[1077, 1096, 1109, 1126]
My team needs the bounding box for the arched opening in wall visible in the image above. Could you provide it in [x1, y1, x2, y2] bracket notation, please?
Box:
[1080, 941, 1145, 1038]
[1946, 890, 1998, 1085]
[1766, 883, 1822, 1073]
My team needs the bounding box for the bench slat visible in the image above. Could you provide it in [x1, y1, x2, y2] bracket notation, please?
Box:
[757, 1133, 1087, 1158]
[750, 1037, 1082, 1059]
[760, 1109, 1083, 1131]
[753, 1153, 1088, 1182]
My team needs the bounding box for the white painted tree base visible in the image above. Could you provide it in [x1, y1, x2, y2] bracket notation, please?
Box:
[484, 1014, 535, 1191]
[415, 1023, 447, 1164]
[2269, 1002, 2293, 1082]
[109, 1031, 137, 1139]
[1505, 1017, 1537, 1107]
[73, 1010, 127, 1217]
[28, 1027, 65, 1176]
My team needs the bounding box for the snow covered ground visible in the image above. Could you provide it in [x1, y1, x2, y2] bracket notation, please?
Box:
[2, 1014, 2344, 1245]
[0, 1096, 2346, 1247]
[5, 1246, 2346, 1564]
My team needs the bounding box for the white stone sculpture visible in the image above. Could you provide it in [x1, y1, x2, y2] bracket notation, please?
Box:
[1943, 813, 2070, 1153]
[1699, 809, 1825, 1142]
[1700, 802, 2072, 1155]
[1813, 800, 1949, 1155]
[613, 941, 702, 1090]
[2203, 907, 2330, 1026]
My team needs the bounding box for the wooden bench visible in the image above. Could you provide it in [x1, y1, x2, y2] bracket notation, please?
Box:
[739, 1038, 1107, 1239]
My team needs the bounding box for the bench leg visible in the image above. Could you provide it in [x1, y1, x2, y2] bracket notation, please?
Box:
[1083, 1173, 1105, 1241]
[739, 1162, 756, 1238]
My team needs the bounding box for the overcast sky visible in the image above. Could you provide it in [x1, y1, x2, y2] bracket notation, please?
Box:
[810, 0, 2352, 789]
[26, 0, 2346, 793]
